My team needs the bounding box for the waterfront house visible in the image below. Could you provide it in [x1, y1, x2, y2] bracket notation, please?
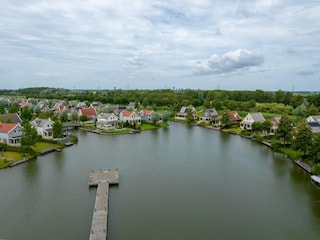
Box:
[119, 111, 141, 125]
[31, 118, 54, 139]
[229, 111, 242, 123]
[216, 111, 242, 126]
[96, 113, 119, 130]
[175, 106, 197, 120]
[78, 107, 97, 121]
[306, 115, 320, 133]
[0, 123, 22, 146]
[200, 108, 218, 123]
[139, 110, 154, 121]
[270, 116, 282, 133]
[0, 113, 22, 124]
[240, 112, 265, 130]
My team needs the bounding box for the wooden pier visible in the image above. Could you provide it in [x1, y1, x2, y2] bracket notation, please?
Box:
[89, 169, 119, 240]
[294, 160, 312, 174]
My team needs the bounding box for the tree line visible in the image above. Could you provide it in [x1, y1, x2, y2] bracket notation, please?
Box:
[1, 88, 320, 110]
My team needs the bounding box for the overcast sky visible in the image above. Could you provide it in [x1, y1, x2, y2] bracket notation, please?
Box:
[1, 0, 319, 91]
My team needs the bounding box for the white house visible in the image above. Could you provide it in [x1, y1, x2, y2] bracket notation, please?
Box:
[306, 115, 320, 133]
[31, 118, 54, 139]
[240, 112, 265, 130]
[139, 110, 154, 121]
[175, 106, 197, 120]
[96, 113, 119, 130]
[119, 111, 141, 125]
[0, 123, 23, 146]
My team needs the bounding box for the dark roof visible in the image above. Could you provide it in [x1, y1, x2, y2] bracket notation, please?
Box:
[250, 113, 265, 122]
[0, 113, 22, 124]
[308, 122, 320, 127]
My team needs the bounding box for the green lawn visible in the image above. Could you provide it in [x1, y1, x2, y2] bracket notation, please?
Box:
[277, 147, 304, 160]
[31, 142, 59, 152]
[100, 128, 131, 134]
[140, 122, 169, 130]
[0, 151, 33, 169]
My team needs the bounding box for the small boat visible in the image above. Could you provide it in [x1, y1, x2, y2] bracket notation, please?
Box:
[311, 175, 320, 185]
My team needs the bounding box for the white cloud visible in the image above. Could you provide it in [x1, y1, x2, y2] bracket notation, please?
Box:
[0, 0, 320, 90]
[195, 49, 264, 75]
[296, 69, 319, 76]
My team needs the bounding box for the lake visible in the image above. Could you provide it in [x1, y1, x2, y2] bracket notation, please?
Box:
[0, 122, 320, 240]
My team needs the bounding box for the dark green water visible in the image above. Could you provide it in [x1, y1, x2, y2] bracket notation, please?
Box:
[1, 122, 320, 240]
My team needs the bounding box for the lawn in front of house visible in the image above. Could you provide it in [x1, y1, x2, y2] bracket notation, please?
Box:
[31, 142, 59, 152]
[0, 151, 33, 169]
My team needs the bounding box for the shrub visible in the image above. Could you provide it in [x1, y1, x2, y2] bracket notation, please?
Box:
[312, 164, 320, 175]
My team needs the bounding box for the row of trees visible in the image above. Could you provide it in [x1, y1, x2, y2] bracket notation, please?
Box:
[2, 88, 320, 110]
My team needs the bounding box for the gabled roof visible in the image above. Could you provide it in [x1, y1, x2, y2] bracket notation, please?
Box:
[229, 111, 242, 121]
[128, 102, 136, 107]
[121, 111, 135, 117]
[0, 113, 22, 124]
[80, 108, 97, 116]
[202, 109, 218, 118]
[249, 113, 265, 122]
[271, 116, 281, 123]
[31, 118, 53, 128]
[308, 115, 320, 122]
[179, 107, 188, 113]
[97, 113, 117, 119]
[0, 123, 20, 133]
[140, 110, 153, 115]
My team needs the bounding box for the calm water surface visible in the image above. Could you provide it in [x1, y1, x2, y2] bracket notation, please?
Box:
[1, 122, 320, 240]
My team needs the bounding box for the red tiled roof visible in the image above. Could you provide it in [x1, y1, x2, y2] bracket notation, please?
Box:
[121, 111, 134, 117]
[0, 123, 19, 133]
[140, 110, 153, 115]
[80, 108, 97, 116]
[230, 111, 242, 121]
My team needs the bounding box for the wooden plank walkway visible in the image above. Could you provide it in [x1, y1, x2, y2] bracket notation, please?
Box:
[294, 160, 312, 174]
[89, 169, 119, 240]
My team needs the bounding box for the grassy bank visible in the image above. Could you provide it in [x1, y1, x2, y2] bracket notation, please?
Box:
[0, 152, 33, 169]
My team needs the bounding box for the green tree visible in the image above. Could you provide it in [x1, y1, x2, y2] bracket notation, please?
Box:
[252, 121, 263, 133]
[203, 99, 211, 109]
[20, 107, 33, 121]
[80, 114, 88, 123]
[53, 120, 64, 138]
[33, 106, 41, 115]
[262, 120, 272, 133]
[151, 112, 160, 125]
[8, 104, 19, 113]
[308, 104, 319, 116]
[162, 111, 170, 122]
[293, 119, 312, 155]
[0, 105, 5, 114]
[310, 135, 320, 163]
[220, 110, 230, 128]
[21, 121, 38, 146]
[186, 107, 195, 124]
[59, 110, 68, 122]
[71, 110, 78, 122]
[275, 114, 293, 146]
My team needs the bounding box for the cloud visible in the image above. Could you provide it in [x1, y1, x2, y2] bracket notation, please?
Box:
[126, 55, 146, 68]
[0, 0, 320, 90]
[195, 49, 265, 75]
[296, 69, 318, 76]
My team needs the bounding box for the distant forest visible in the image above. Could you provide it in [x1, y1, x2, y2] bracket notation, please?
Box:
[1, 87, 320, 113]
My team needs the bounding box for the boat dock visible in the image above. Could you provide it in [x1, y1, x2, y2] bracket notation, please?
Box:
[294, 160, 312, 174]
[88, 169, 119, 240]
